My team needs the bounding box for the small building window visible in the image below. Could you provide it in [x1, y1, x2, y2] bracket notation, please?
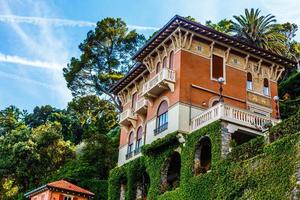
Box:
[156, 62, 161, 74]
[247, 73, 253, 91]
[162, 57, 167, 69]
[169, 51, 174, 69]
[263, 78, 269, 96]
[63, 196, 73, 200]
[126, 131, 134, 159]
[135, 126, 143, 154]
[154, 101, 168, 135]
[212, 54, 224, 80]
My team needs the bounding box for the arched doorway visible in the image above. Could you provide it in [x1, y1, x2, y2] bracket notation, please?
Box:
[193, 136, 212, 175]
[161, 152, 181, 192]
[136, 171, 150, 199]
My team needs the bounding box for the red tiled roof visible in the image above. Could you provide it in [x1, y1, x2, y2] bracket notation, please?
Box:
[47, 180, 94, 196]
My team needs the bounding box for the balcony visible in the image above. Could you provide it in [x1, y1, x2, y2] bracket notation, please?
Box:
[120, 109, 137, 128]
[190, 103, 278, 133]
[135, 97, 148, 115]
[142, 68, 176, 99]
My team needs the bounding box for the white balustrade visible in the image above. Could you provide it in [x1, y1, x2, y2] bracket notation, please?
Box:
[120, 109, 135, 123]
[142, 68, 176, 96]
[135, 97, 148, 112]
[191, 103, 277, 132]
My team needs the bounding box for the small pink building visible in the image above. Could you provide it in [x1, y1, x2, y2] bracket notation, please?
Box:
[24, 180, 94, 200]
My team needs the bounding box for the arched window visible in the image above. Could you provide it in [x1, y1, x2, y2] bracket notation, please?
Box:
[247, 73, 253, 90]
[193, 136, 212, 175]
[161, 152, 181, 192]
[154, 100, 168, 135]
[135, 126, 143, 153]
[156, 62, 161, 74]
[169, 51, 174, 69]
[162, 57, 167, 69]
[126, 131, 134, 159]
[263, 78, 269, 96]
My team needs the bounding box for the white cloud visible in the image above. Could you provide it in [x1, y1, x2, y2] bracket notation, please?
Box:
[0, 70, 57, 90]
[0, 14, 158, 30]
[1, 1, 72, 108]
[0, 53, 63, 70]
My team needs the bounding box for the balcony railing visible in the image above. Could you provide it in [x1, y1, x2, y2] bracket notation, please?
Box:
[191, 103, 278, 132]
[125, 152, 133, 160]
[135, 97, 148, 115]
[119, 109, 137, 127]
[142, 68, 176, 98]
[154, 122, 168, 135]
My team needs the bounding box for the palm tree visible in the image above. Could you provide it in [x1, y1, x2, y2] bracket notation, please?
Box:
[231, 8, 286, 55]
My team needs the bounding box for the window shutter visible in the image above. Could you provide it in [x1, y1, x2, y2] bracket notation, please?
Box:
[59, 194, 64, 200]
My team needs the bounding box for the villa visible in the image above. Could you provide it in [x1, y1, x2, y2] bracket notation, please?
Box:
[108, 15, 297, 199]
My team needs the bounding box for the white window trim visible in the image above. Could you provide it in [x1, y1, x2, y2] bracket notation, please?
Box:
[210, 53, 226, 84]
[63, 195, 74, 200]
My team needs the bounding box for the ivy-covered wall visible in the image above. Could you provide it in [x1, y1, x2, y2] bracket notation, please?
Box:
[108, 117, 300, 200]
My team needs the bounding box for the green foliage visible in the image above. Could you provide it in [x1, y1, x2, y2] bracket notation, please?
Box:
[63, 17, 146, 111]
[269, 109, 300, 142]
[0, 122, 75, 199]
[108, 157, 146, 200]
[227, 136, 264, 161]
[108, 114, 300, 200]
[279, 72, 300, 99]
[231, 8, 287, 55]
[0, 95, 119, 199]
[205, 19, 233, 34]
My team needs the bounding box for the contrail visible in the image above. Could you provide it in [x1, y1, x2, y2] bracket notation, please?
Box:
[0, 53, 64, 70]
[0, 14, 158, 30]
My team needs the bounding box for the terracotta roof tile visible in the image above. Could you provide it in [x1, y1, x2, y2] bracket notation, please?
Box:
[47, 180, 94, 196]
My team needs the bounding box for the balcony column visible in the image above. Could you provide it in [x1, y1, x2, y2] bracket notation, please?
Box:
[221, 122, 238, 157]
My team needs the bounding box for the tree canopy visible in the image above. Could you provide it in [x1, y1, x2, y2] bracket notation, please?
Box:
[63, 18, 146, 111]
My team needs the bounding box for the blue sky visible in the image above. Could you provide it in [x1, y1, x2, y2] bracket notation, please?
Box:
[0, 0, 299, 112]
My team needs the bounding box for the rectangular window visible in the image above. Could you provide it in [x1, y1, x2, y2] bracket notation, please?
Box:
[212, 54, 224, 79]
[247, 81, 253, 90]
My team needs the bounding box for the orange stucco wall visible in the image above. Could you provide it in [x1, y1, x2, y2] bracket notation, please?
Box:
[179, 49, 247, 109]
[30, 191, 89, 200]
[119, 48, 279, 147]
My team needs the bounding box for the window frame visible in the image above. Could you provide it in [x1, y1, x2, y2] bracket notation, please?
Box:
[210, 53, 226, 82]
[135, 126, 143, 154]
[154, 101, 168, 135]
[246, 72, 253, 91]
[63, 195, 73, 200]
[126, 131, 134, 159]
[263, 78, 270, 96]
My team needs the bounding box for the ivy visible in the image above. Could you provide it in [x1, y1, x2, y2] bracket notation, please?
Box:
[269, 108, 300, 142]
[108, 116, 300, 200]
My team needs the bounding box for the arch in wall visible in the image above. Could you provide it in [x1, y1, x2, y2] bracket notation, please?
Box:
[169, 51, 174, 69]
[162, 56, 167, 69]
[161, 151, 181, 192]
[136, 171, 150, 199]
[193, 136, 212, 175]
[209, 96, 220, 107]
